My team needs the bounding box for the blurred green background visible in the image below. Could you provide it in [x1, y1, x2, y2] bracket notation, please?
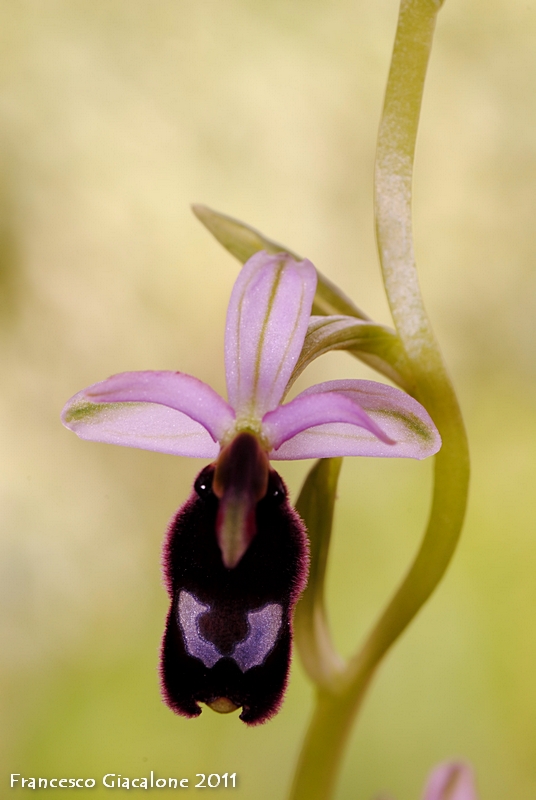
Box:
[1, 0, 535, 798]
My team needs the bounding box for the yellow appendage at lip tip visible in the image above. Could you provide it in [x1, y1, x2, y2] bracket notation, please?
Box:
[206, 698, 240, 714]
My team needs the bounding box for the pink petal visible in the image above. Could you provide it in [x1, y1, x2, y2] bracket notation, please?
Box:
[422, 762, 478, 800]
[262, 391, 394, 451]
[62, 396, 219, 458]
[225, 251, 317, 419]
[265, 380, 441, 460]
[62, 371, 235, 455]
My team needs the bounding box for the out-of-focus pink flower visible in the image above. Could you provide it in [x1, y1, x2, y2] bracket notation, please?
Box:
[422, 761, 479, 800]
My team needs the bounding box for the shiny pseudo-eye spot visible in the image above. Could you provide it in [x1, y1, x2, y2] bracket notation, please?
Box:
[194, 466, 214, 498]
[177, 590, 282, 672]
[270, 473, 287, 502]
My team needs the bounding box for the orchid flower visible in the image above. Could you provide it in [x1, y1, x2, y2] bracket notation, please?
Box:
[420, 761, 479, 800]
[62, 250, 441, 725]
[377, 762, 479, 800]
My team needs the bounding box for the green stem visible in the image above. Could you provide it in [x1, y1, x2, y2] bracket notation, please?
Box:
[289, 2, 469, 799]
[294, 459, 346, 688]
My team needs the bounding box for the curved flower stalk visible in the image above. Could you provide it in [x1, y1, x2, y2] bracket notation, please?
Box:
[288, 1, 470, 799]
[62, 250, 440, 725]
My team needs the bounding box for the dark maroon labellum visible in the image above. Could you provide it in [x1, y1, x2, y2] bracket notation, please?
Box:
[160, 452, 308, 725]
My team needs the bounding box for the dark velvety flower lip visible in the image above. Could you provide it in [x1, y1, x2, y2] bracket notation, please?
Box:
[160, 462, 309, 725]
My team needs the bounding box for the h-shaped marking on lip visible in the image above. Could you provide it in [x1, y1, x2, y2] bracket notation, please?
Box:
[177, 590, 282, 672]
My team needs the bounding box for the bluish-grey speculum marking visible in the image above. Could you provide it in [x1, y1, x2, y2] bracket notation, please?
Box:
[178, 590, 282, 672]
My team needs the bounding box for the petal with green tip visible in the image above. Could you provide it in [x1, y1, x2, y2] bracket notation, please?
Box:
[62, 398, 220, 458]
[267, 380, 441, 460]
[62, 371, 235, 456]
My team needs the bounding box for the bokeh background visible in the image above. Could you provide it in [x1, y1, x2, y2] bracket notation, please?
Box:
[1, 0, 535, 798]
